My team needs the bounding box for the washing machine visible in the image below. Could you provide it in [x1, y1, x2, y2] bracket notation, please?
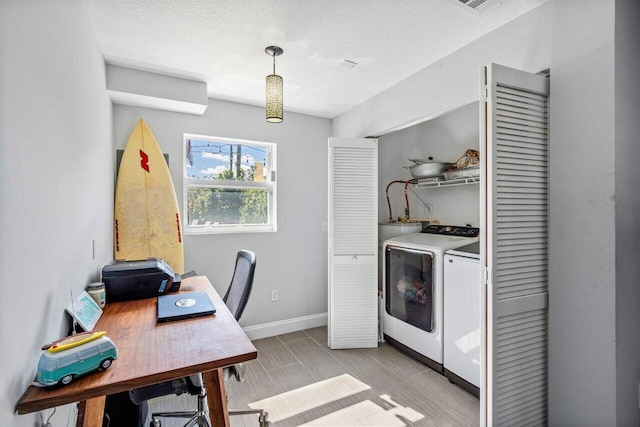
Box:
[382, 225, 479, 372]
[378, 222, 423, 342]
[378, 222, 423, 291]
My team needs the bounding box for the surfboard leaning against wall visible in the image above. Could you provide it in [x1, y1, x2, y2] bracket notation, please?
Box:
[114, 119, 184, 274]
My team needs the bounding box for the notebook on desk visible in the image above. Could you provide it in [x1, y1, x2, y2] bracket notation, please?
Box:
[157, 291, 216, 323]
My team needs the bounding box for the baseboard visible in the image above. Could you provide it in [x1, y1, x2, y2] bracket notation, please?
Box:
[242, 313, 328, 340]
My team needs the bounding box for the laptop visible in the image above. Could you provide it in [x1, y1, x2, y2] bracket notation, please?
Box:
[157, 291, 216, 323]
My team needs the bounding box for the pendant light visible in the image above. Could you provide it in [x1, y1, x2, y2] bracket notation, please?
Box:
[265, 46, 284, 123]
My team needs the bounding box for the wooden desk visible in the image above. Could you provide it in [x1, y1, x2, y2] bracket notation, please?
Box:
[17, 276, 257, 426]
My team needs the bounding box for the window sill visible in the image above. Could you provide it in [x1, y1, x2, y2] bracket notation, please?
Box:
[184, 225, 277, 235]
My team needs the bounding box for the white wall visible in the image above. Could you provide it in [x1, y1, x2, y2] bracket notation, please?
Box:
[332, 3, 552, 139]
[113, 101, 332, 333]
[0, 1, 113, 426]
[378, 102, 480, 227]
[614, 1, 640, 426]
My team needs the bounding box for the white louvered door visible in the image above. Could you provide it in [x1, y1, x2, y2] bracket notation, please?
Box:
[480, 64, 549, 426]
[328, 137, 378, 349]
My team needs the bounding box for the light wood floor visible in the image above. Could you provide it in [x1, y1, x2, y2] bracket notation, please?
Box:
[148, 327, 479, 426]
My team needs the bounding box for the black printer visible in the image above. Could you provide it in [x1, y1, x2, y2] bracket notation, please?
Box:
[102, 258, 188, 302]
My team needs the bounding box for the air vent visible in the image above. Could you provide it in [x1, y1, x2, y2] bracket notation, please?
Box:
[452, 0, 501, 14]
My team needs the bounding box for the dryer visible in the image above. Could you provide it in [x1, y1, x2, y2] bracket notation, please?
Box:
[444, 241, 481, 394]
[382, 225, 479, 372]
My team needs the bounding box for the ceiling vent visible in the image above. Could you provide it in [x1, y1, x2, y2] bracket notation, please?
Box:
[451, 0, 501, 14]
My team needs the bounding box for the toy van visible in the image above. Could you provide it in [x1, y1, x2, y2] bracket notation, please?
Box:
[37, 331, 118, 386]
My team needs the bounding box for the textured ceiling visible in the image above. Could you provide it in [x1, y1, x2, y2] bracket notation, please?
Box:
[82, 0, 546, 119]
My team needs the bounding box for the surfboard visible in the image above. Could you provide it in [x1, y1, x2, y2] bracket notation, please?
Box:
[42, 331, 106, 353]
[114, 119, 184, 274]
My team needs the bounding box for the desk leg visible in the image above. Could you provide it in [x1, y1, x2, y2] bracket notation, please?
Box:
[203, 368, 230, 427]
[76, 396, 105, 427]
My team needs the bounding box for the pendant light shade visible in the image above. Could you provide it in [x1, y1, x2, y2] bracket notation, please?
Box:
[265, 46, 283, 123]
[265, 74, 283, 123]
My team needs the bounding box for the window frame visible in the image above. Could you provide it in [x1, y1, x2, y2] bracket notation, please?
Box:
[183, 133, 277, 235]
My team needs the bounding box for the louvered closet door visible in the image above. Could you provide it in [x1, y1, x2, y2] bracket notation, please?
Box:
[328, 137, 378, 349]
[480, 64, 549, 426]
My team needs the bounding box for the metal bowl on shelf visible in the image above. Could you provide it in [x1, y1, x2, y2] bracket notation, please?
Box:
[405, 159, 453, 179]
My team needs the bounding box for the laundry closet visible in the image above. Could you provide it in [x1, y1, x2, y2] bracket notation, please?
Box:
[377, 101, 482, 395]
[328, 101, 483, 392]
[329, 64, 550, 426]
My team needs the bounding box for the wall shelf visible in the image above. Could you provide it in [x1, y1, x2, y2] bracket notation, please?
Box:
[412, 176, 480, 189]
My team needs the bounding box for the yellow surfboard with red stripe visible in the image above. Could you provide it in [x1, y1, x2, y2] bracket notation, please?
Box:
[43, 331, 107, 353]
[114, 119, 184, 274]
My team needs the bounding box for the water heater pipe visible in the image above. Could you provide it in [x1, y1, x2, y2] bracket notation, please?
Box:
[385, 180, 413, 222]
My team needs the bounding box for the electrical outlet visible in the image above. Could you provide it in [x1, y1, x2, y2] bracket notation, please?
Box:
[271, 290, 278, 302]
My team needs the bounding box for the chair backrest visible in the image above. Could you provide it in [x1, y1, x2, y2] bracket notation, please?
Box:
[223, 250, 256, 321]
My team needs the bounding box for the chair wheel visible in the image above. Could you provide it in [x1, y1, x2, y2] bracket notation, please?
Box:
[259, 412, 270, 427]
[150, 419, 161, 427]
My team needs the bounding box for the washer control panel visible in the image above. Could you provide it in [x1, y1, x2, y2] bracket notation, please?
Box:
[421, 224, 479, 237]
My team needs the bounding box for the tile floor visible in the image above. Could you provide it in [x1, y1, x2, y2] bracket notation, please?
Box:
[148, 327, 479, 426]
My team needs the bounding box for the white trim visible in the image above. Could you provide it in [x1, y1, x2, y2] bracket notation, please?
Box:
[185, 224, 276, 235]
[242, 313, 328, 341]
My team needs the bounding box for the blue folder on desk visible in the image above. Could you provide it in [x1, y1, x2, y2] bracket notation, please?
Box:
[157, 292, 216, 323]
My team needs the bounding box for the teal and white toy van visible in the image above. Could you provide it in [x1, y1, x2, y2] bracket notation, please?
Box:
[36, 331, 117, 386]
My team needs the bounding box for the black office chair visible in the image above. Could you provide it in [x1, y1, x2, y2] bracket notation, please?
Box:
[130, 250, 269, 427]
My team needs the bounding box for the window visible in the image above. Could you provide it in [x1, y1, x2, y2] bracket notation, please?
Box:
[183, 135, 276, 234]
[59, 353, 79, 369]
[79, 346, 99, 359]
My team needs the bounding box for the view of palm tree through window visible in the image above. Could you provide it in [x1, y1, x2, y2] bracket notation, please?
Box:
[185, 138, 274, 228]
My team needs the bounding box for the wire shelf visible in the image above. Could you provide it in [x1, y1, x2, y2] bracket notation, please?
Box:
[412, 176, 480, 188]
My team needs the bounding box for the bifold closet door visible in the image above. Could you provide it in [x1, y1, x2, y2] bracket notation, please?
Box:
[480, 64, 550, 426]
[328, 137, 378, 349]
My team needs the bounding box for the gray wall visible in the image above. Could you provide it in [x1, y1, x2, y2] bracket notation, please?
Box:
[113, 101, 332, 332]
[615, 1, 640, 425]
[378, 102, 480, 227]
[0, 2, 113, 426]
[548, 0, 619, 425]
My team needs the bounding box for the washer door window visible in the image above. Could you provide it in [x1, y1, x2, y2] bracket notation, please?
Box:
[385, 246, 434, 332]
